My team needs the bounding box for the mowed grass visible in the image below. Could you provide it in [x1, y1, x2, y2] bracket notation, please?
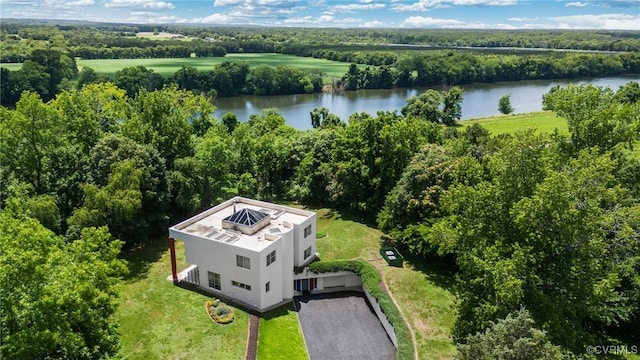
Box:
[313, 208, 383, 261]
[116, 239, 248, 360]
[382, 259, 458, 360]
[462, 111, 567, 136]
[71, 53, 351, 78]
[309, 207, 458, 359]
[258, 303, 308, 360]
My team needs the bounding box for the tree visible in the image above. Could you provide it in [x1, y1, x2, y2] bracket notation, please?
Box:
[428, 133, 640, 352]
[0, 92, 61, 193]
[543, 84, 636, 151]
[498, 94, 514, 114]
[456, 309, 562, 360]
[401, 89, 443, 123]
[114, 66, 164, 97]
[0, 212, 126, 359]
[67, 159, 144, 244]
[442, 86, 465, 125]
[222, 112, 239, 134]
[77, 67, 108, 89]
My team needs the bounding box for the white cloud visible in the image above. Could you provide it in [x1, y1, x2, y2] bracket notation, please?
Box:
[509, 17, 539, 21]
[63, 0, 94, 5]
[401, 15, 465, 27]
[213, 0, 243, 5]
[392, 0, 443, 11]
[565, 1, 588, 7]
[331, 3, 385, 13]
[191, 13, 233, 23]
[360, 20, 388, 27]
[451, 0, 517, 5]
[549, 13, 640, 29]
[105, 0, 175, 10]
[393, 0, 517, 11]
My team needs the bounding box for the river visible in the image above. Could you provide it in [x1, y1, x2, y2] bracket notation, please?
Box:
[213, 75, 639, 130]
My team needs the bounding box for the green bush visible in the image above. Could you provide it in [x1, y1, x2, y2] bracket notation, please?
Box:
[316, 231, 327, 239]
[308, 260, 414, 360]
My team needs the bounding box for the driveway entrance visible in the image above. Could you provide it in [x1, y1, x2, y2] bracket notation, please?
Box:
[295, 291, 395, 360]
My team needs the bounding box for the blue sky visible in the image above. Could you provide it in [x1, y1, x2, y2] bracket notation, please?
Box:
[0, 0, 638, 29]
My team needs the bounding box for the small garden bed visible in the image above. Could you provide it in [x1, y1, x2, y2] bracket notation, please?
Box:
[380, 247, 404, 267]
[206, 299, 235, 325]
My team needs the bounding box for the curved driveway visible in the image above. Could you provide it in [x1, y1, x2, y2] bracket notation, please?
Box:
[295, 291, 395, 360]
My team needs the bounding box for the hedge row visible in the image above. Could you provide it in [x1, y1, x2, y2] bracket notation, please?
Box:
[308, 260, 415, 360]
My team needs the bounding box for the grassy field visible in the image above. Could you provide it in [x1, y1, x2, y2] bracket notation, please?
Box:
[76, 54, 350, 78]
[116, 238, 248, 360]
[258, 303, 309, 360]
[462, 111, 567, 136]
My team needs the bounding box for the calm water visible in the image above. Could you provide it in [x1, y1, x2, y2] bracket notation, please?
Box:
[213, 76, 639, 130]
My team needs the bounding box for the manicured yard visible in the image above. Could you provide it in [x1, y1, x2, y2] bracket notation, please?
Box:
[462, 111, 567, 136]
[116, 239, 248, 360]
[314, 208, 383, 261]
[258, 303, 308, 360]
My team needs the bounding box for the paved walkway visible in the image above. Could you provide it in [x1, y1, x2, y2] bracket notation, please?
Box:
[295, 291, 395, 360]
[245, 313, 259, 360]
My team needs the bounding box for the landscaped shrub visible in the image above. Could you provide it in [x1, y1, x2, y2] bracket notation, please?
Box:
[308, 260, 414, 360]
[206, 300, 234, 324]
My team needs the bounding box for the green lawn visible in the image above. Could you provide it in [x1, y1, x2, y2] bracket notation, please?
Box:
[2, 53, 353, 79]
[74, 54, 351, 78]
[314, 208, 383, 261]
[116, 239, 248, 360]
[462, 111, 567, 136]
[258, 303, 308, 360]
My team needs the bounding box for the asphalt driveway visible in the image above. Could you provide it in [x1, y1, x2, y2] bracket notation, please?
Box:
[294, 291, 396, 360]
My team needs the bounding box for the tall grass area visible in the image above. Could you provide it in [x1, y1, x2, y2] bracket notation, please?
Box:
[73, 53, 352, 79]
[258, 303, 308, 360]
[116, 239, 248, 360]
[462, 111, 567, 136]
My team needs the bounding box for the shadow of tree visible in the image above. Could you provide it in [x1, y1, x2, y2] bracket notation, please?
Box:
[391, 246, 458, 295]
[119, 233, 168, 282]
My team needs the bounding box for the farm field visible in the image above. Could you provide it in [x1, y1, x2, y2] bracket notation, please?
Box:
[78, 53, 352, 78]
[1, 53, 353, 78]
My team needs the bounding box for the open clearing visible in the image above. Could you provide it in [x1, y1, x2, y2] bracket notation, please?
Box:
[463, 111, 567, 135]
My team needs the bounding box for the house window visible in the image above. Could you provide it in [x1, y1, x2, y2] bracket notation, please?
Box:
[304, 224, 312, 238]
[232, 280, 251, 291]
[266, 250, 276, 267]
[236, 255, 251, 269]
[304, 246, 312, 260]
[265, 281, 270, 293]
[208, 271, 221, 290]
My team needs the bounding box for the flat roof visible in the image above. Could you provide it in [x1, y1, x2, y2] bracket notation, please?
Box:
[170, 197, 314, 252]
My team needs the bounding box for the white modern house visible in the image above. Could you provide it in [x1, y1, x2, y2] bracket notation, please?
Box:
[168, 197, 318, 311]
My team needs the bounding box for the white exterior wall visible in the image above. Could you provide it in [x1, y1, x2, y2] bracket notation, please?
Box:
[257, 239, 284, 309]
[294, 213, 317, 267]
[171, 230, 262, 309]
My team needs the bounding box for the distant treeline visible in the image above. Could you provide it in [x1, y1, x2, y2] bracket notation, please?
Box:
[338, 51, 640, 90]
[2, 24, 640, 63]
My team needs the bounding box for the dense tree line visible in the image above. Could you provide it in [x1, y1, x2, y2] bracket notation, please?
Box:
[339, 51, 640, 90]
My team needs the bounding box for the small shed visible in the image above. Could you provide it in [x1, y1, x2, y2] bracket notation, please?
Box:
[380, 247, 404, 267]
